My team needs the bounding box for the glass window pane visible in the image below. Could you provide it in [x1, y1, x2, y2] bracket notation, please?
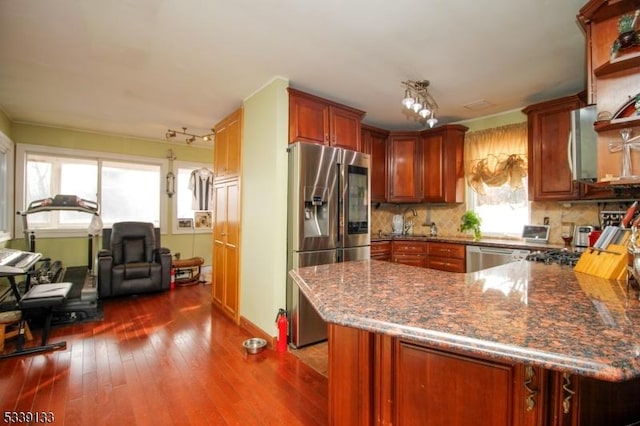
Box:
[471, 179, 529, 237]
[0, 149, 5, 233]
[60, 162, 98, 225]
[101, 161, 160, 225]
[26, 160, 52, 225]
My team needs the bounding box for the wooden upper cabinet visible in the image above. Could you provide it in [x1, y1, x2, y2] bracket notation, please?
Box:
[288, 88, 365, 151]
[421, 125, 467, 203]
[523, 95, 583, 201]
[362, 124, 389, 203]
[388, 132, 422, 203]
[214, 108, 243, 179]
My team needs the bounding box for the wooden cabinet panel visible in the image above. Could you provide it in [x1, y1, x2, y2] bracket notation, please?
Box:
[214, 108, 242, 178]
[362, 125, 388, 203]
[288, 88, 364, 151]
[330, 106, 362, 151]
[524, 96, 582, 201]
[212, 178, 241, 323]
[388, 132, 422, 202]
[328, 323, 373, 426]
[395, 341, 516, 425]
[426, 256, 465, 272]
[421, 125, 467, 203]
[371, 240, 391, 261]
[289, 90, 329, 144]
[392, 240, 426, 267]
[427, 242, 465, 259]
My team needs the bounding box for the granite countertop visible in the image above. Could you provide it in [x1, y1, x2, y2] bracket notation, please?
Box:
[289, 260, 640, 382]
[371, 233, 564, 251]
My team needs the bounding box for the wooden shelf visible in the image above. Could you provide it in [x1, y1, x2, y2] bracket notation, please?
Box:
[594, 50, 640, 77]
[595, 116, 640, 132]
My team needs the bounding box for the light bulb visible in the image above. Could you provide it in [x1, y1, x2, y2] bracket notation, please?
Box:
[419, 106, 431, 118]
[427, 116, 438, 128]
[401, 89, 414, 109]
[411, 99, 423, 113]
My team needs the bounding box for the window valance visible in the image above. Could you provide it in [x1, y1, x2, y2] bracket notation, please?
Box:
[464, 122, 528, 195]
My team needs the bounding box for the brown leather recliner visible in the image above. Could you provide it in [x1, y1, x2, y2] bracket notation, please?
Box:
[97, 221, 171, 298]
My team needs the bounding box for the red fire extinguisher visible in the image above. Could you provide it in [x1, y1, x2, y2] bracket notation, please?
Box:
[275, 308, 288, 353]
[170, 267, 176, 290]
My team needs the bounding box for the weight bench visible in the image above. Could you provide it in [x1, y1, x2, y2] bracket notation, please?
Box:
[0, 282, 72, 359]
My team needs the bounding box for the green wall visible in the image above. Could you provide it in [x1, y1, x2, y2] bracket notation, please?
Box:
[240, 78, 289, 337]
[457, 108, 526, 132]
[0, 110, 11, 137]
[9, 123, 213, 267]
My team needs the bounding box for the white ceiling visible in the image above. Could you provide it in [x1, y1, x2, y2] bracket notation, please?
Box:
[0, 0, 588, 142]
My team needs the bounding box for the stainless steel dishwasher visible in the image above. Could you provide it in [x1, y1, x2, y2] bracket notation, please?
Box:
[465, 245, 531, 273]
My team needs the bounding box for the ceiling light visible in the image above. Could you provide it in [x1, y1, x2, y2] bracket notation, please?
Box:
[401, 80, 439, 127]
[165, 126, 215, 145]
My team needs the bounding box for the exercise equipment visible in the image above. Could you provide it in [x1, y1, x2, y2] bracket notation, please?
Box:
[17, 195, 102, 322]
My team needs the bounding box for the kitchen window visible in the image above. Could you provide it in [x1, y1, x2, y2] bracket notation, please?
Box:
[15, 144, 167, 237]
[464, 123, 529, 238]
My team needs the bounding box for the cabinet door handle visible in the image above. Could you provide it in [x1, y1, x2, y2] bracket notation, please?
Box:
[524, 365, 537, 412]
[221, 232, 227, 236]
[567, 130, 573, 177]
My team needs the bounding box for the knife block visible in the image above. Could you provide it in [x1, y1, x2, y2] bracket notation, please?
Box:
[574, 244, 628, 280]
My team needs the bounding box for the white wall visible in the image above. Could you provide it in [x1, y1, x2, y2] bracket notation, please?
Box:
[240, 78, 289, 336]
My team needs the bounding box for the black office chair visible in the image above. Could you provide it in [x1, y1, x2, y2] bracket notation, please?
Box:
[97, 222, 171, 298]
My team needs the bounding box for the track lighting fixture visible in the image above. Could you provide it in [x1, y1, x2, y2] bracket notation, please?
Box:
[165, 127, 215, 145]
[401, 80, 440, 128]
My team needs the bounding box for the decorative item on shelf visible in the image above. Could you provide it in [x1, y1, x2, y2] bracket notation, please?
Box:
[459, 210, 482, 241]
[400, 80, 439, 128]
[165, 126, 215, 145]
[608, 128, 640, 178]
[611, 9, 640, 60]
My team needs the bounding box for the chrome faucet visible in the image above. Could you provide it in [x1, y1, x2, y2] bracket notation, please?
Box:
[403, 208, 417, 235]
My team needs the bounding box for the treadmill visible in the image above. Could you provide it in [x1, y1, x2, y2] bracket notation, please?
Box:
[17, 194, 102, 322]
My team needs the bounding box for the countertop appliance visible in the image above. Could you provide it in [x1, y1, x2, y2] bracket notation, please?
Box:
[466, 246, 531, 273]
[574, 225, 594, 250]
[287, 142, 370, 348]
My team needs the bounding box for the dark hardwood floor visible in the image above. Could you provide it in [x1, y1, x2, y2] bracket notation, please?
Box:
[0, 285, 328, 425]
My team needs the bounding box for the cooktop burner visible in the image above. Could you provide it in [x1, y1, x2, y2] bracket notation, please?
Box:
[526, 248, 582, 266]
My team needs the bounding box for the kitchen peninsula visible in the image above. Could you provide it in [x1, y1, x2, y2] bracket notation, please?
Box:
[290, 259, 640, 425]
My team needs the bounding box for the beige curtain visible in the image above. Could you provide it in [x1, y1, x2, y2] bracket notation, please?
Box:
[464, 122, 528, 195]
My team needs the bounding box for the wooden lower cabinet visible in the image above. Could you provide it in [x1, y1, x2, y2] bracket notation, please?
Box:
[371, 240, 391, 261]
[427, 242, 466, 272]
[391, 240, 426, 267]
[328, 323, 640, 425]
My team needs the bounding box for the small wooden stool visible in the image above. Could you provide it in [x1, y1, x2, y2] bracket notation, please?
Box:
[172, 257, 204, 286]
[0, 310, 33, 352]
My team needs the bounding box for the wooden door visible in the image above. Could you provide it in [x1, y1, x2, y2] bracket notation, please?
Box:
[395, 341, 515, 425]
[212, 182, 227, 307]
[212, 178, 240, 323]
[524, 96, 582, 201]
[223, 179, 240, 320]
[214, 108, 242, 178]
[388, 133, 421, 202]
[288, 89, 329, 145]
[329, 106, 361, 151]
[362, 125, 388, 203]
[421, 125, 466, 203]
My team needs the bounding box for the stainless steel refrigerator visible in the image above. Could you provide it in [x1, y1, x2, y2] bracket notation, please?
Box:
[286, 142, 370, 348]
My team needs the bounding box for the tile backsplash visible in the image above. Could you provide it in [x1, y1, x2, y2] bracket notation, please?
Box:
[371, 200, 633, 245]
